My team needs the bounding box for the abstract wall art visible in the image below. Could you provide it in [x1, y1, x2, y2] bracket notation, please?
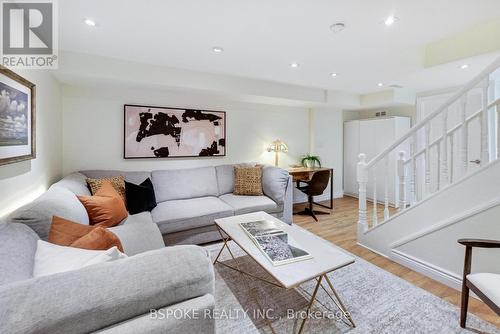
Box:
[124, 104, 226, 159]
[0, 66, 36, 166]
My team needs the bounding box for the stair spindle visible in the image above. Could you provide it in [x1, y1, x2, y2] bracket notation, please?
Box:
[442, 110, 449, 185]
[398, 151, 406, 210]
[497, 102, 500, 160]
[425, 123, 431, 196]
[460, 95, 468, 176]
[480, 79, 489, 166]
[411, 134, 418, 203]
[436, 144, 441, 191]
[357, 153, 368, 232]
[450, 134, 454, 184]
[384, 156, 390, 220]
[372, 172, 378, 226]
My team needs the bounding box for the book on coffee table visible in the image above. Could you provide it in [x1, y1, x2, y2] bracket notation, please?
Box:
[239, 220, 312, 266]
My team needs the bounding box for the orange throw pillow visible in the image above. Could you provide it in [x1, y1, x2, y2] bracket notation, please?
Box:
[48, 216, 123, 252]
[49, 216, 94, 245]
[78, 180, 128, 227]
[71, 227, 123, 252]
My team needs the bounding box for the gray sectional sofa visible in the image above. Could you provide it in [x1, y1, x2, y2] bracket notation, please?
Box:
[7, 164, 293, 245]
[0, 222, 215, 334]
[0, 164, 292, 333]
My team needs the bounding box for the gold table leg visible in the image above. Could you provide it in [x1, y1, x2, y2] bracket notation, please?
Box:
[324, 275, 356, 328]
[213, 224, 355, 333]
[297, 275, 323, 334]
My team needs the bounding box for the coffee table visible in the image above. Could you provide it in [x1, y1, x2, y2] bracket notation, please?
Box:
[213, 211, 356, 333]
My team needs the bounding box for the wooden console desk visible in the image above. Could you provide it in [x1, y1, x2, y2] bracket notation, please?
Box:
[288, 167, 334, 209]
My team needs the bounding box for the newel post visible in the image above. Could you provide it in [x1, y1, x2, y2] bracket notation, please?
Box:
[398, 150, 406, 210]
[357, 153, 368, 231]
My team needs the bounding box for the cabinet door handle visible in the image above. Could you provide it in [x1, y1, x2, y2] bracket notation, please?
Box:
[469, 159, 481, 165]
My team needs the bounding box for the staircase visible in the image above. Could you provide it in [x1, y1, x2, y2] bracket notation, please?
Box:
[356, 57, 500, 289]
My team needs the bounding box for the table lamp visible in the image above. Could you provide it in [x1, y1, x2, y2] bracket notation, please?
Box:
[267, 139, 288, 166]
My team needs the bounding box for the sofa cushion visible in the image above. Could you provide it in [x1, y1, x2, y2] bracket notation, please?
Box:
[87, 175, 126, 203]
[234, 166, 264, 196]
[215, 164, 235, 195]
[33, 240, 126, 277]
[125, 178, 157, 214]
[78, 181, 128, 228]
[0, 222, 39, 285]
[48, 216, 123, 252]
[120, 211, 153, 225]
[152, 167, 219, 202]
[262, 166, 289, 205]
[50, 172, 91, 196]
[151, 197, 233, 234]
[7, 187, 90, 240]
[219, 194, 279, 215]
[80, 170, 151, 185]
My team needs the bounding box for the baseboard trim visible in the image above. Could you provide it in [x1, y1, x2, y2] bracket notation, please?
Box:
[356, 242, 389, 259]
[293, 191, 344, 205]
[391, 249, 462, 290]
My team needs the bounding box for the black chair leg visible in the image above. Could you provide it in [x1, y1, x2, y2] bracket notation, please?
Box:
[460, 284, 469, 328]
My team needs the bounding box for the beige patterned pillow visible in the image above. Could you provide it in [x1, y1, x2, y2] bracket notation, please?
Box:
[233, 166, 263, 196]
[86, 176, 126, 202]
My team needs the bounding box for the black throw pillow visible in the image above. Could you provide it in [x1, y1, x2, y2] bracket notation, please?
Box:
[125, 178, 157, 215]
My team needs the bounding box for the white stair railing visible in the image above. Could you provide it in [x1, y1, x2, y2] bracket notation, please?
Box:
[358, 57, 500, 232]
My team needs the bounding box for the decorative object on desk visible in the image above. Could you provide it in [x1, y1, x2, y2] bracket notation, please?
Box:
[267, 139, 288, 166]
[124, 104, 226, 159]
[300, 154, 321, 168]
[0, 66, 36, 166]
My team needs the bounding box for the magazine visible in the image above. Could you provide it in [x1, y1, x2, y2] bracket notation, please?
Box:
[240, 220, 312, 266]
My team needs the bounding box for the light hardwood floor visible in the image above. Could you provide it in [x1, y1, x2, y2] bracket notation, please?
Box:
[293, 196, 500, 328]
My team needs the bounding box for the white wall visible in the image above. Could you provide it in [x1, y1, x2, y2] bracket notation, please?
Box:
[311, 108, 344, 198]
[61, 84, 310, 174]
[0, 71, 62, 217]
[61, 84, 346, 204]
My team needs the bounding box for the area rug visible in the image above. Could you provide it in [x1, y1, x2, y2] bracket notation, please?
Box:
[205, 241, 499, 334]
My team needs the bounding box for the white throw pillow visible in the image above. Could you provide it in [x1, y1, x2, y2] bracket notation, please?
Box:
[33, 240, 127, 277]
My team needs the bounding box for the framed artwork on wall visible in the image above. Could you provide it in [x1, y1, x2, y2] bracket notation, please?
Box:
[0, 66, 36, 166]
[124, 104, 226, 159]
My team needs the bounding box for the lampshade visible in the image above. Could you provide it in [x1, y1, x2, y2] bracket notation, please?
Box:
[267, 140, 288, 153]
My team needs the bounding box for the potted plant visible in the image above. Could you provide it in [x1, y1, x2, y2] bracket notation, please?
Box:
[300, 154, 321, 168]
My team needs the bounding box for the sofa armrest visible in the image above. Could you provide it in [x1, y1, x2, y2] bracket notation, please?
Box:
[282, 175, 293, 225]
[0, 245, 214, 334]
[108, 220, 165, 256]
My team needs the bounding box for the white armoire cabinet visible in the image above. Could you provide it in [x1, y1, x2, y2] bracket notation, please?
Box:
[344, 117, 411, 205]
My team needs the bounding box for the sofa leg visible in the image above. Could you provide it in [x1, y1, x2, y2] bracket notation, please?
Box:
[460, 284, 469, 328]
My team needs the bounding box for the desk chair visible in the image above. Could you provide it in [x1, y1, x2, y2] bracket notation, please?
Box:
[458, 238, 500, 328]
[296, 169, 331, 221]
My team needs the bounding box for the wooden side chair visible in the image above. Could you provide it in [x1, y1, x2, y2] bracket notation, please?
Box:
[296, 170, 331, 222]
[458, 238, 500, 328]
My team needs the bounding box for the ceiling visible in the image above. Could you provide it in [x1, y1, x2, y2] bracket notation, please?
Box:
[59, 0, 500, 95]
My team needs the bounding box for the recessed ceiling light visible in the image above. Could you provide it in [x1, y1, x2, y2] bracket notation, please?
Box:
[290, 62, 300, 68]
[212, 46, 224, 53]
[84, 18, 96, 27]
[330, 73, 338, 77]
[377, 82, 384, 87]
[384, 16, 398, 26]
[330, 23, 346, 33]
[459, 64, 469, 69]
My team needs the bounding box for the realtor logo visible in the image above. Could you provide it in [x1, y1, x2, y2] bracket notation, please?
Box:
[1, 0, 58, 68]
